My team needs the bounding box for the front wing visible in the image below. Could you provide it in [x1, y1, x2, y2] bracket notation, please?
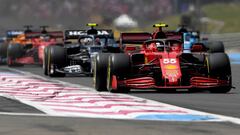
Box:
[115, 76, 230, 89]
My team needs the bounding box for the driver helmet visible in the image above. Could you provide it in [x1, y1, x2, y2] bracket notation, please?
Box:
[171, 42, 181, 52]
[156, 42, 164, 51]
[83, 38, 93, 45]
[191, 32, 200, 39]
[95, 38, 101, 45]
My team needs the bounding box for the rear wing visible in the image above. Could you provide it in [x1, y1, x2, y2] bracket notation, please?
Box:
[65, 30, 86, 40]
[65, 29, 113, 40]
[48, 31, 64, 38]
[165, 31, 199, 41]
[165, 31, 182, 40]
[120, 32, 152, 44]
[25, 32, 41, 38]
[6, 30, 24, 39]
[25, 31, 64, 39]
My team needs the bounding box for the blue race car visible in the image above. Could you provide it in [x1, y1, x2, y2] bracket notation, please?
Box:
[182, 31, 200, 53]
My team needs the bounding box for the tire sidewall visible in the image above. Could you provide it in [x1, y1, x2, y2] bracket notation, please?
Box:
[94, 53, 110, 91]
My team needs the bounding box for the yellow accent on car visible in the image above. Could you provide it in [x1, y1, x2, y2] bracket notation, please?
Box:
[107, 59, 111, 90]
[145, 57, 148, 64]
[205, 56, 210, 77]
[153, 23, 168, 28]
[87, 23, 98, 27]
[164, 65, 177, 70]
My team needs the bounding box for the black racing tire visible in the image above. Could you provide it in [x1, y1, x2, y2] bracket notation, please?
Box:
[0, 43, 8, 58]
[181, 53, 205, 64]
[107, 53, 130, 93]
[0, 43, 8, 64]
[109, 53, 130, 76]
[205, 41, 225, 53]
[93, 53, 110, 91]
[43, 46, 49, 75]
[48, 46, 66, 77]
[7, 44, 24, 59]
[7, 44, 24, 66]
[206, 53, 232, 93]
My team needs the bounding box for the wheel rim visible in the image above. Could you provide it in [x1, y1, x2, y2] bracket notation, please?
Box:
[107, 59, 112, 92]
[93, 57, 97, 88]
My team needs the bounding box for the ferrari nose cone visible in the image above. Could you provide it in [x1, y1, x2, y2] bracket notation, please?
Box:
[160, 54, 182, 86]
[165, 69, 179, 85]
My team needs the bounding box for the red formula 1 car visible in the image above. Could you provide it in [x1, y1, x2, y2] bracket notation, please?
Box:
[94, 31, 232, 93]
[7, 28, 63, 66]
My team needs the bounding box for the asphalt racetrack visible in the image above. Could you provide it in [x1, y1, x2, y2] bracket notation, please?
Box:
[0, 63, 240, 135]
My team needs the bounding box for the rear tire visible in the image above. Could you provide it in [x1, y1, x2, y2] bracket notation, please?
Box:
[205, 41, 225, 53]
[0, 43, 8, 64]
[48, 46, 66, 77]
[206, 53, 231, 93]
[7, 44, 24, 67]
[94, 53, 110, 91]
[0, 43, 8, 55]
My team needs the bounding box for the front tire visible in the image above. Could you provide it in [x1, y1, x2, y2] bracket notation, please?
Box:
[206, 53, 232, 93]
[48, 46, 66, 77]
[94, 53, 110, 92]
[0, 43, 8, 64]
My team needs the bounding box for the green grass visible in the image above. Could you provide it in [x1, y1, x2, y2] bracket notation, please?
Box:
[202, 2, 240, 33]
[113, 2, 240, 37]
[144, 2, 240, 33]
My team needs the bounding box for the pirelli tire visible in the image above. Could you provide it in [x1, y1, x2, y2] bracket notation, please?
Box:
[0, 43, 8, 57]
[48, 46, 66, 77]
[107, 53, 130, 93]
[94, 53, 110, 92]
[206, 53, 232, 93]
[0, 43, 8, 64]
[43, 46, 49, 75]
[7, 44, 24, 66]
[205, 41, 225, 53]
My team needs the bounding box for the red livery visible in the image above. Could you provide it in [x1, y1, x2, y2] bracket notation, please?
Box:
[7, 30, 63, 66]
[94, 24, 232, 93]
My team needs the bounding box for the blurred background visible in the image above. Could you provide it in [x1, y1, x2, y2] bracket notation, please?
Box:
[0, 0, 239, 34]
